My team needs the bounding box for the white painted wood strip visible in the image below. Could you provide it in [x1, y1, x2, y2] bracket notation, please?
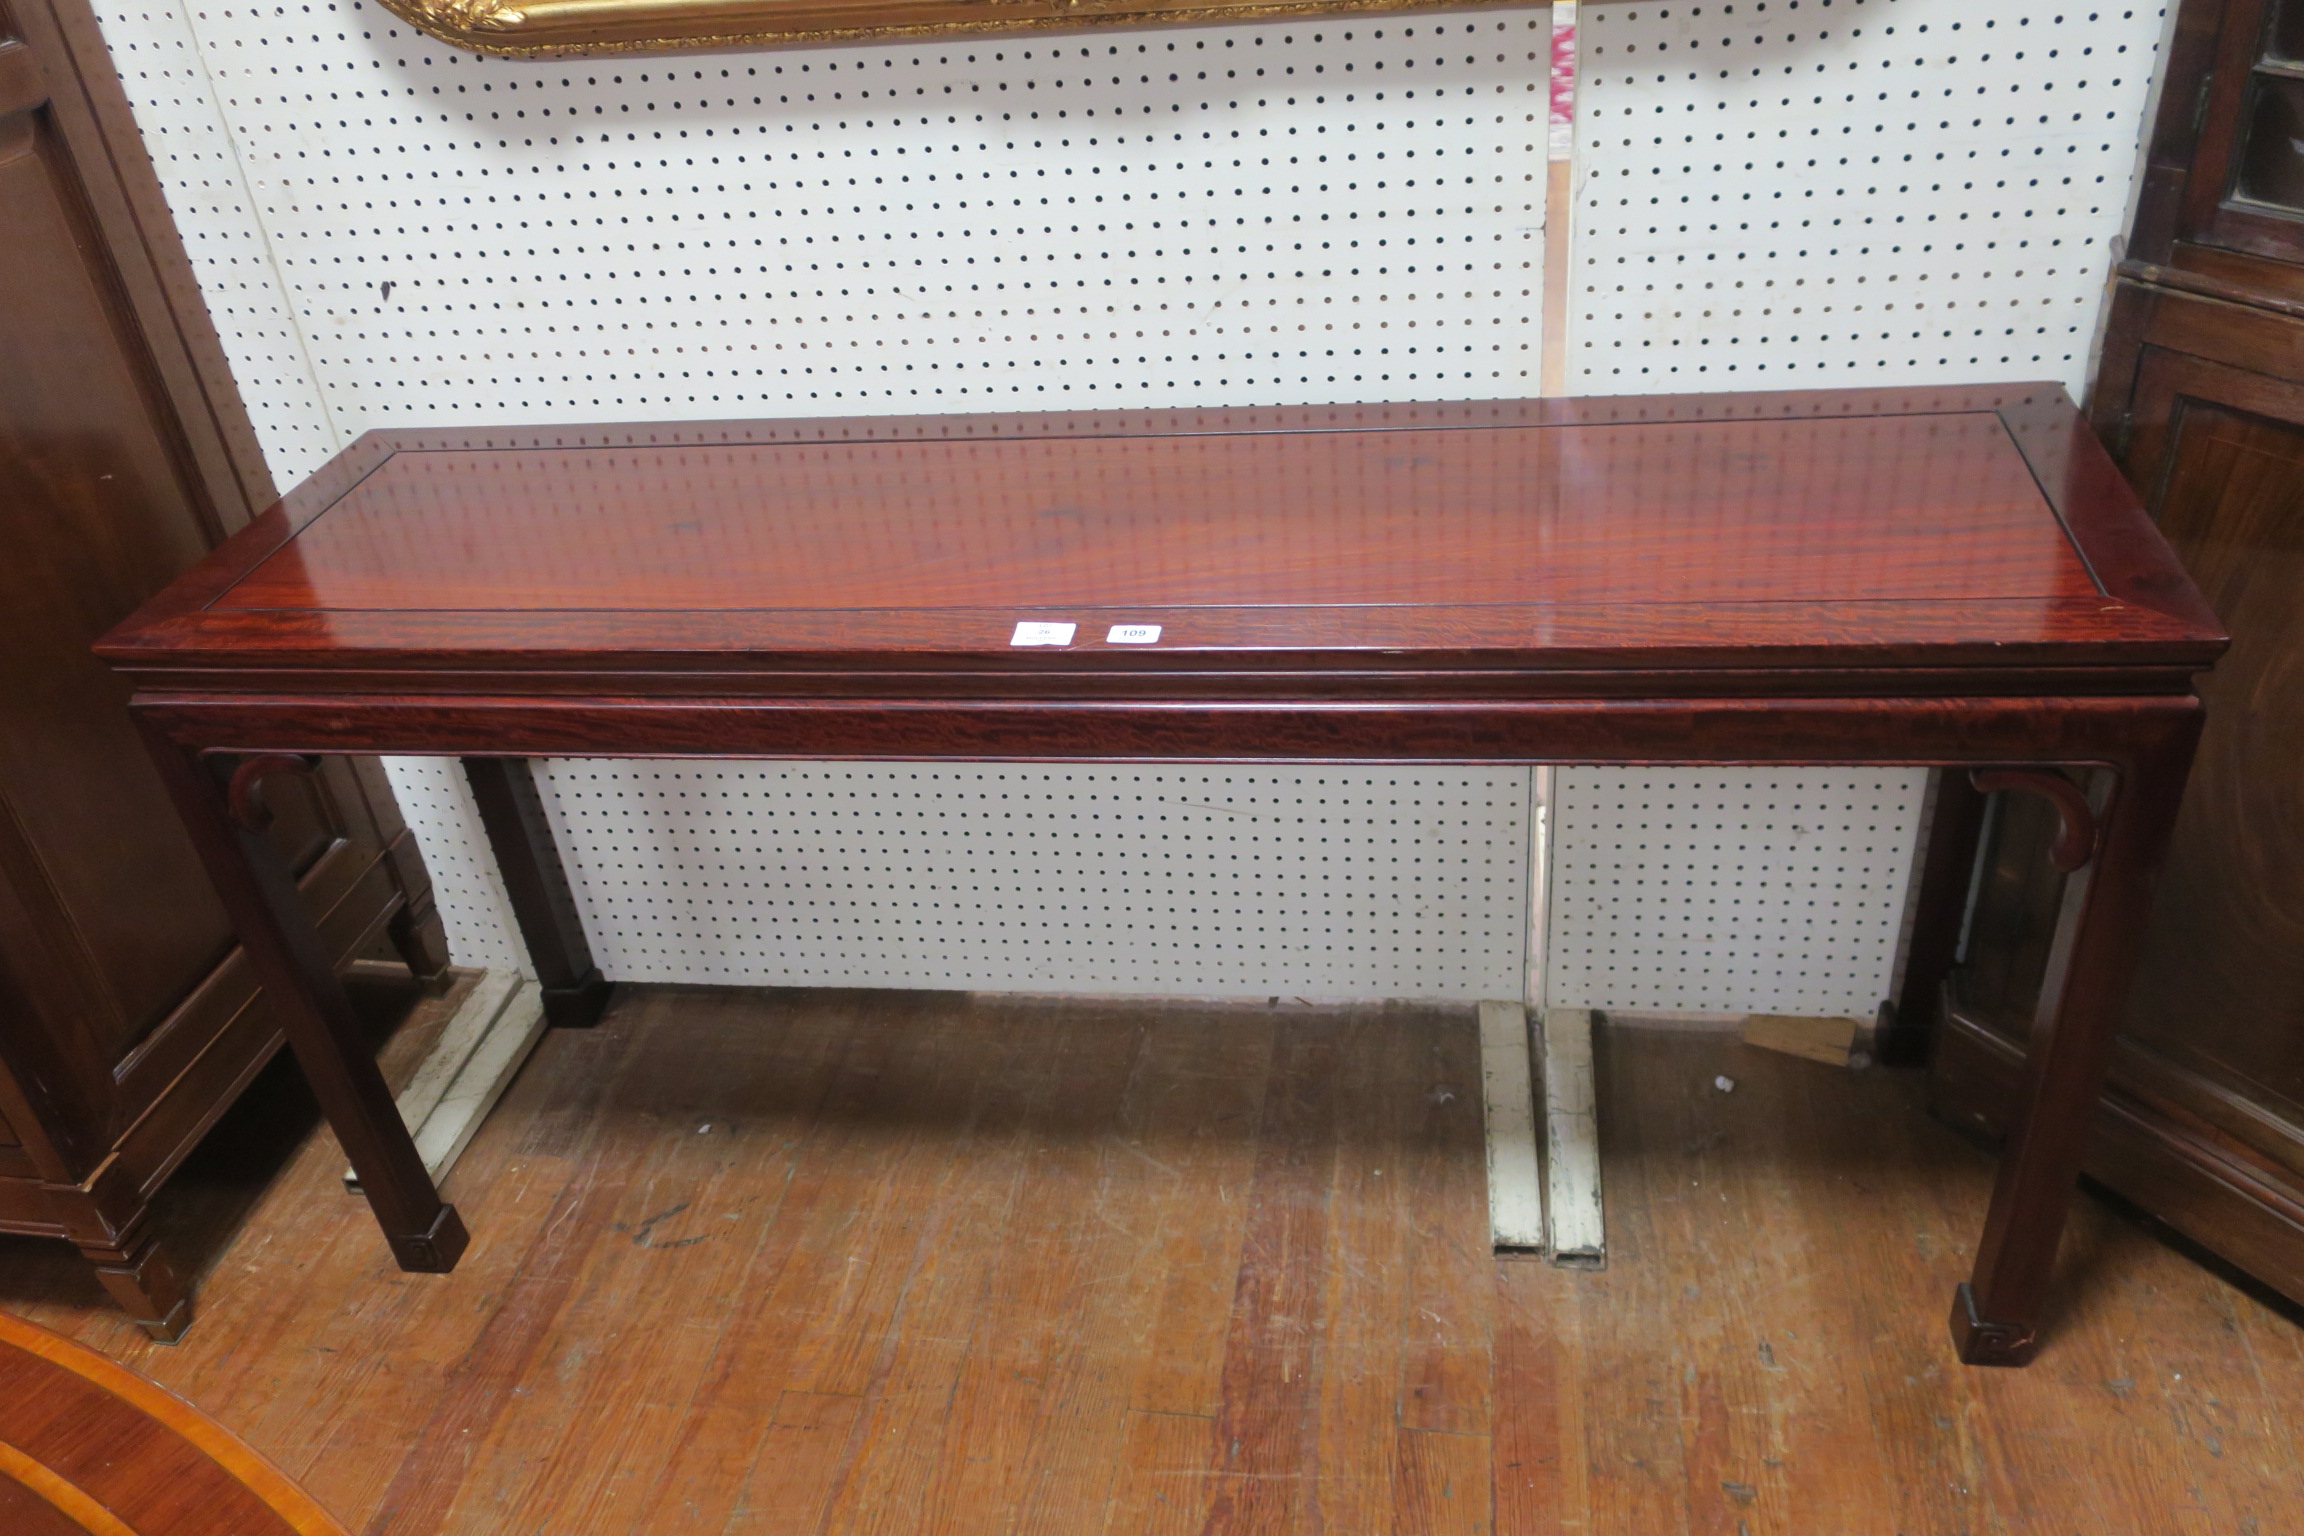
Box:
[1479, 999, 1545, 1252]
[408, 982, 548, 1181]
[345, 972, 547, 1190]
[1524, 767, 1552, 1011]
[390, 969, 521, 1134]
[1542, 1006, 1607, 1267]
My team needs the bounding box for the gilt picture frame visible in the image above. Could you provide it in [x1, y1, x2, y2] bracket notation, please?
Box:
[374, 0, 1521, 58]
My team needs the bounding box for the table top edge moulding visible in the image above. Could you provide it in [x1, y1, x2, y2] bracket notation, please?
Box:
[91, 384, 2227, 1370]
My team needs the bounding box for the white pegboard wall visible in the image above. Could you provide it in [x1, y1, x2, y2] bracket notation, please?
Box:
[1545, 767, 1927, 1016]
[92, 2, 1551, 484]
[92, 1, 343, 478]
[532, 762, 1530, 999]
[380, 759, 532, 977]
[1570, 0, 2166, 395]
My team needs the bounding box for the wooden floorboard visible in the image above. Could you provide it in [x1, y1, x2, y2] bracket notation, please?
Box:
[5, 986, 2303, 1535]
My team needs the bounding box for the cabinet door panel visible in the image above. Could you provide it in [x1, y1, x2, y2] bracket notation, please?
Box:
[0, 52, 235, 1069]
[2119, 358, 2304, 1119]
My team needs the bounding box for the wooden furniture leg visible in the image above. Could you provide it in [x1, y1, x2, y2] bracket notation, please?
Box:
[1886, 768, 1987, 1066]
[1951, 735, 2198, 1365]
[140, 728, 467, 1273]
[461, 757, 612, 1029]
[76, 1229, 189, 1343]
[386, 892, 454, 994]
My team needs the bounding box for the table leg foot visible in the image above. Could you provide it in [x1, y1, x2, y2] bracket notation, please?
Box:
[462, 758, 610, 1029]
[387, 1204, 470, 1273]
[542, 968, 613, 1030]
[1948, 1282, 2036, 1368]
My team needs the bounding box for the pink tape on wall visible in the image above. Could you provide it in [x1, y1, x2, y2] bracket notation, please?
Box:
[1548, 0, 1578, 162]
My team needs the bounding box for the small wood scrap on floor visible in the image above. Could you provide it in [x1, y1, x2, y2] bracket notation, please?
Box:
[1741, 1012, 1867, 1069]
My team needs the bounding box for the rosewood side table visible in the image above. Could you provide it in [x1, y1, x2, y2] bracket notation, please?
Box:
[95, 385, 2224, 1366]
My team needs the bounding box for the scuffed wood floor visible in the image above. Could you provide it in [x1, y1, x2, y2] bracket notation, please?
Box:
[3, 982, 2301, 1535]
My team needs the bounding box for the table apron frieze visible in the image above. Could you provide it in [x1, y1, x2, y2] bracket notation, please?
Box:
[130, 690, 2203, 770]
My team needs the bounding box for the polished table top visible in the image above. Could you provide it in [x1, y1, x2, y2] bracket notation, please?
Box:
[100, 387, 2223, 689]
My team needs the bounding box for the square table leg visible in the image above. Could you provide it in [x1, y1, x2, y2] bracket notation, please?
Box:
[139, 724, 467, 1274]
[460, 757, 612, 1030]
[1951, 722, 2201, 1365]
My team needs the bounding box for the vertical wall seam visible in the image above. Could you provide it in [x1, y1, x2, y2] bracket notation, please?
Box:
[168, 6, 344, 461]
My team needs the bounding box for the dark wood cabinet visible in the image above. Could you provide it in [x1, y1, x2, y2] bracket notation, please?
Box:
[1932, 0, 2304, 1305]
[0, 0, 443, 1338]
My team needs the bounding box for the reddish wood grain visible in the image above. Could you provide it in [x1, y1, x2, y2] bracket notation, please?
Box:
[97, 388, 2222, 683]
[214, 415, 2085, 613]
[0, 1310, 348, 1535]
[124, 689, 2208, 770]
